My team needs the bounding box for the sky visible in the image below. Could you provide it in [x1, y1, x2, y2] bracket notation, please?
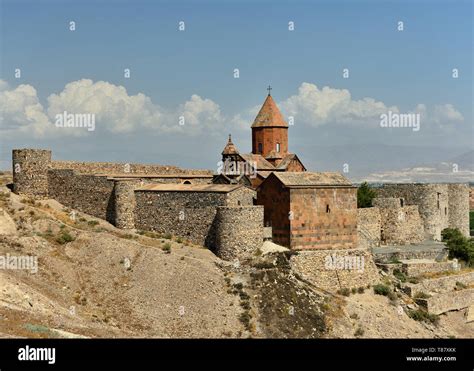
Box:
[0, 0, 472, 177]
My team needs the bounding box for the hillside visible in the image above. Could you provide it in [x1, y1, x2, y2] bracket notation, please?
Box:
[0, 172, 472, 339]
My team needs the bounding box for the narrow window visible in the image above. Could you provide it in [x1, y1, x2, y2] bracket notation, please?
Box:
[276, 143, 280, 152]
[444, 207, 447, 215]
[437, 193, 441, 209]
[400, 199, 404, 207]
[326, 205, 330, 213]
[258, 143, 263, 153]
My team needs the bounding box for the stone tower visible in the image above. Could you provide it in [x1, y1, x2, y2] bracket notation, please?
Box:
[251, 92, 289, 164]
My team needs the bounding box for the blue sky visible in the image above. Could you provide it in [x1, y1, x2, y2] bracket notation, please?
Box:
[0, 0, 472, 176]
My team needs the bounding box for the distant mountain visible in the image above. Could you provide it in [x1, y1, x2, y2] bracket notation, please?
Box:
[352, 150, 474, 183]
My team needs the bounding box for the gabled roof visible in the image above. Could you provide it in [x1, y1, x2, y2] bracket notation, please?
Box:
[251, 94, 288, 128]
[269, 172, 353, 187]
[275, 153, 307, 171]
[239, 153, 275, 170]
[222, 134, 239, 155]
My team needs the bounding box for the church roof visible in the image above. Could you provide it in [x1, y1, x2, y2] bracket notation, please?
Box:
[222, 134, 239, 155]
[239, 153, 275, 170]
[275, 153, 307, 171]
[251, 94, 288, 128]
[270, 172, 353, 187]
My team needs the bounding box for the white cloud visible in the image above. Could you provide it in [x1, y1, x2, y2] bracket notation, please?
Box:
[0, 82, 51, 137]
[279, 82, 465, 130]
[432, 104, 464, 123]
[0, 79, 227, 138]
[280, 82, 398, 127]
[0, 79, 465, 140]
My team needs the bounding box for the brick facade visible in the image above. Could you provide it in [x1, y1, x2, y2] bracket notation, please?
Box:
[257, 172, 358, 250]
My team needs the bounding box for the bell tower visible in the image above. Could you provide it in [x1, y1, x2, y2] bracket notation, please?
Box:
[251, 87, 289, 165]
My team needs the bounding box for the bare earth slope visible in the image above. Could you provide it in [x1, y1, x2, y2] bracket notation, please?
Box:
[0, 172, 471, 338]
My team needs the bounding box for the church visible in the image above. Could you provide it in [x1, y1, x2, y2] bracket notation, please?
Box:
[215, 89, 306, 188]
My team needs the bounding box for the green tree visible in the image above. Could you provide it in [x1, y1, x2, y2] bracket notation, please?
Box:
[442, 228, 474, 267]
[357, 182, 377, 208]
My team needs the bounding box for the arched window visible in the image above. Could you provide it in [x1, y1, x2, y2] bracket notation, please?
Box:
[276, 143, 280, 152]
[182, 180, 191, 184]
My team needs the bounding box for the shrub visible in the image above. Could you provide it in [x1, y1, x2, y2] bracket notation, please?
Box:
[408, 309, 439, 325]
[163, 232, 172, 240]
[357, 286, 365, 294]
[354, 326, 364, 337]
[393, 269, 407, 283]
[373, 284, 390, 296]
[441, 228, 474, 267]
[414, 291, 431, 299]
[338, 288, 351, 296]
[162, 243, 171, 253]
[357, 182, 377, 208]
[351, 287, 357, 294]
[55, 231, 75, 244]
[87, 220, 100, 227]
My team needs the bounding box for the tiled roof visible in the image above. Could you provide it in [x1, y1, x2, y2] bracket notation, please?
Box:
[239, 153, 275, 170]
[275, 153, 296, 170]
[271, 172, 352, 187]
[222, 134, 239, 155]
[136, 184, 243, 193]
[251, 95, 288, 128]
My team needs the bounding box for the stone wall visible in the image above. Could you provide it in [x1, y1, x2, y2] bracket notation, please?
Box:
[379, 205, 424, 245]
[416, 288, 474, 315]
[376, 183, 469, 240]
[134, 187, 255, 249]
[402, 271, 474, 296]
[357, 207, 381, 248]
[47, 169, 115, 221]
[12, 149, 52, 198]
[448, 184, 470, 237]
[112, 179, 140, 229]
[214, 206, 264, 260]
[289, 248, 380, 292]
[51, 160, 212, 175]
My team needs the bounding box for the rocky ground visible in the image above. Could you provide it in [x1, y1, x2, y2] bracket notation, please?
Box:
[0, 171, 472, 339]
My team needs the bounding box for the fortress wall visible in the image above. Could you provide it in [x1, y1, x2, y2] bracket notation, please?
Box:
[379, 205, 424, 245]
[225, 186, 256, 206]
[373, 197, 404, 208]
[48, 169, 115, 221]
[357, 207, 381, 248]
[134, 190, 228, 247]
[214, 206, 264, 260]
[51, 160, 212, 176]
[12, 149, 52, 198]
[448, 184, 470, 237]
[112, 179, 140, 229]
[377, 184, 449, 241]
